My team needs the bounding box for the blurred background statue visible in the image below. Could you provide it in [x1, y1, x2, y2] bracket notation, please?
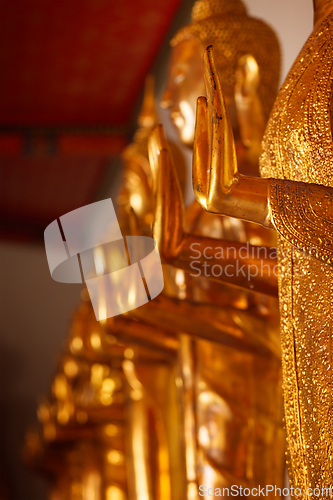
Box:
[141, 0, 287, 495]
[24, 78, 187, 500]
[25, 298, 183, 500]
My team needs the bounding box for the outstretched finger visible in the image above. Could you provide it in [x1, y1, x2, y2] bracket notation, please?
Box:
[193, 95, 209, 209]
[203, 46, 238, 194]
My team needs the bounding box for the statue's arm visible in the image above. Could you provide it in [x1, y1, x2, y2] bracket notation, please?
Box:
[192, 46, 333, 266]
[148, 125, 278, 296]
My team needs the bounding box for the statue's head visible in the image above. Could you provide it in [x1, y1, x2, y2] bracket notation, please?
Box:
[161, 0, 280, 147]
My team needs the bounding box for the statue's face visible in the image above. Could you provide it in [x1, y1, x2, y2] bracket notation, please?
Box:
[161, 38, 206, 147]
[161, 38, 237, 147]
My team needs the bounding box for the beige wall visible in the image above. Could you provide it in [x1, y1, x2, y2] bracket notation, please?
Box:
[244, 0, 313, 83]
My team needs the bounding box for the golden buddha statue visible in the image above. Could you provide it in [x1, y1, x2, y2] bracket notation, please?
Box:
[177, 0, 333, 493]
[152, 0, 281, 295]
[161, 0, 279, 166]
[140, 0, 287, 495]
[24, 306, 131, 500]
[27, 76, 189, 500]
[51, 9, 286, 495]
[25, 297, 184, 500]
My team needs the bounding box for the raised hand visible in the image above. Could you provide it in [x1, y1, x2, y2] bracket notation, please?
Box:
[147, 123, 277, 296]
[148, 124, 185, 259]
[193, 46, 238, 210]
[193, 46, 272, 228]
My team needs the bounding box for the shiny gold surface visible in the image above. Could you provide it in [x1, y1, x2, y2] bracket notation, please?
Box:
[150, 124, 278, 296]
[166, 0, 280, 149]
[189, 5, 333, 494]
[27, 0, 333, 496]
[25, 299, 184, 500]
[32, 1, 285, 497]
[146, 0, 285, 494]
[261, 10, 333, 491]
[26, 77, 186, 500]
[192, 45, 333, 262]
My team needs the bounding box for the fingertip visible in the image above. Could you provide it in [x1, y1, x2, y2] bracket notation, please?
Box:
[151, 123, 162, 137]
[157, 124, 168, 150]
[195, 97, 208, 137]
[204, 45, 214, 68]
[149, 124, 168, 155]
[197, 95, 207, 107]
[203, 46, 219, 98]
[206, 44, 213, 51]
[204, 45, 213, 58]
[148, 125, 158, 146]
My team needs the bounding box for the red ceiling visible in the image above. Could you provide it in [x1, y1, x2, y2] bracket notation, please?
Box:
[0, 0, 183, 127]
[0, 0, 184, 240]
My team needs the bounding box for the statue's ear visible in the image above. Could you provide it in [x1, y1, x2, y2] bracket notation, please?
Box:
[235, 54, 265, 152]
[235, 54, 260, 100]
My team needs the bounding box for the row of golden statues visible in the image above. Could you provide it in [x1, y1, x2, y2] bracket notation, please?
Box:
[25, 0, 332, 498]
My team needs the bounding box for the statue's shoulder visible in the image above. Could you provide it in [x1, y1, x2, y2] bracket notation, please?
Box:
[260, 12, 333, 185]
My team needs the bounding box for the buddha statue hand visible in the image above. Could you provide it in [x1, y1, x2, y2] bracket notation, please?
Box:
[193, 46, 272, 228]
[148, 121, 278, 295]
[148, 124, 185, 260]
[193, 46, 333, 265]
